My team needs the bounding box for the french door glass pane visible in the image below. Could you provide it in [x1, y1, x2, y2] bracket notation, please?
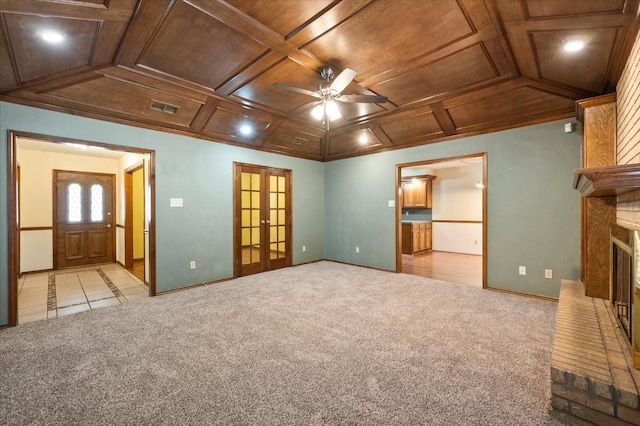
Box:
[90, 184, 104, 222]
[241, 173, 251, 190]
[241, 172, 261, 265]
[67, 183, 82, 223]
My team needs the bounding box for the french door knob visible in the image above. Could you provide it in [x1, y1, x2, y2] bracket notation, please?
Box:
[261, 220, 266, 224]
[105, 224, 112, 228]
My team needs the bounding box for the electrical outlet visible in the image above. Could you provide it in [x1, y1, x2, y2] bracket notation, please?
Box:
[302, 245, 306, 252]
[519, 266, 526, 276]
[356, 246, 360, 254]
[545, 269, 553, 279]
[474, 239, 478, 245]
[190, 261, 196, 270]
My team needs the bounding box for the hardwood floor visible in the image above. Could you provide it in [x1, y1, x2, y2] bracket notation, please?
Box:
[129, 259, 144, 282]
[402, 251, 483, 288]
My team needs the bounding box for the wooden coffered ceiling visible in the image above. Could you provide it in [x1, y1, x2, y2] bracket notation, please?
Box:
[1, 0, 638, 161]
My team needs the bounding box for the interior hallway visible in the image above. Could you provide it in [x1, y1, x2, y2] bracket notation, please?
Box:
[402, 251, 483, 287]
[18, 263, 148, 324]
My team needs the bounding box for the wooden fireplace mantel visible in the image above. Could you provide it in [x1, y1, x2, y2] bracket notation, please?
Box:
[574, 163, 640, 197]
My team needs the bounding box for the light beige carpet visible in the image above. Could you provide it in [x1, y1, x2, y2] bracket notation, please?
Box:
[0, 261, 561, 425]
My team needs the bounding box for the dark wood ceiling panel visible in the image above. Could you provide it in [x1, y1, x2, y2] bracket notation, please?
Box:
[371, 44, 500, 106]
[232, 58, 321, 112]
[39, 0, 108, 7]
[302, 0, 474, 81]
[0, 0, 136, 19]
[3, 14, 99, 84]
[446, 85, 574, 131]
[378, 110, 443, 142]
[326, 127, 382, 157]
[260, 122, 324, 160]
[138, 0, 268, 91]
[525, 0, 625, 18]
[314, 98, 386, 123]
[42, 76, 203, 127]
[202, 106, 273, 145]
[1, 0, 638, 161]
[0, 19, 18, 91]
[533, 28, 618, 93]
[224, 0, 335, 38]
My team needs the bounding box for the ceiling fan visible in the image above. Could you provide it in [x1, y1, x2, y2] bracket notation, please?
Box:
[273, 67, 388, 130]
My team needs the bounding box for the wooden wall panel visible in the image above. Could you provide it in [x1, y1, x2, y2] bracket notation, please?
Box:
[584, 102, 617, 167]
[577, 94, 617, 299]
[584, 196, 616, 299]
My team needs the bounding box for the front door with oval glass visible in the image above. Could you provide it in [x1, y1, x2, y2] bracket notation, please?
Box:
[54, 170, 115, 269]
[234, 164, 291, 277]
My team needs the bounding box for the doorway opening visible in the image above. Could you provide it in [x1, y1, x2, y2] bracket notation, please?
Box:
[395, 154, 487, 288]
[125, 163, 146, 283]
[233, 163, 292, 277]
[7, 131, 156, 326]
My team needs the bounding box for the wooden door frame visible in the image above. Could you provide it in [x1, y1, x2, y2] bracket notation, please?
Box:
[124, 162, 144, 270]
[52, 170, 116, 269]
[395, 153, 488, 289]
[233, 162, 292, 278]
[16, 164, 20, 289]
[6, 130, 157, 327]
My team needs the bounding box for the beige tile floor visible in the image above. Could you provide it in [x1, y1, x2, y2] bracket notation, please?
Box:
[18, 263, 148, 324]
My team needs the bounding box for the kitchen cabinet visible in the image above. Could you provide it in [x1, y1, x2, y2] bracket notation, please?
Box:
[401, 222, 432, 254]
[401, 176, 435, 208]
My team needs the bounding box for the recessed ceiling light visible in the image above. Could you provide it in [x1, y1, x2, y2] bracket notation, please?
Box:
[358, 135, 368, 144]
[239, 124, 252, 136]
[37, 29, 66, 44]
[563, 36, 589, 52]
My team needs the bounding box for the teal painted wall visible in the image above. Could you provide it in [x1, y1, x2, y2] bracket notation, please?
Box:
[0, 102, 582, 325]
[324, 120, 582, 298]
[0, 102, 325, 325]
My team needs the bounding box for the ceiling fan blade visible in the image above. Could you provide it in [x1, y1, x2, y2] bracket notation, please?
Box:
[329, 68, 357, 93]
[273, 83, 321, 99]
[337, 94, 388, 104]
[285, 101, 321, 117]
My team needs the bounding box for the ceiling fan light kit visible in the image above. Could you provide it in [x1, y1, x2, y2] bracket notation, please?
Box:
[274, 66, 388, 130]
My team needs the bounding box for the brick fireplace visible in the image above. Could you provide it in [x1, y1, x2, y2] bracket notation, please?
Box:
[551, 280, 640, 425]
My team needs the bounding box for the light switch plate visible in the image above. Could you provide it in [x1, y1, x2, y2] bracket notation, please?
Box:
[170, 198, 183, 207]
[388, 200, 395, 207]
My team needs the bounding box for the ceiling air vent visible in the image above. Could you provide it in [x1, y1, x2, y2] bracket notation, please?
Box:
[292, 137, 307, 146]
[149, 100, 179, 115]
